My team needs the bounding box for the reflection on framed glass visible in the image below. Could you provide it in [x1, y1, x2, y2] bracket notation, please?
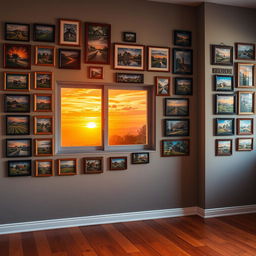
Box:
[59, 19, 81, 46]
[34, 116, 53, 135]
[211, 45, 233, 66]
[237, 91, 255, 115]
[131, 152, 149, 164]
[34, 94, 53, 112]
[155, 76, 170, 96]
[57, 159, 77, 175]
[4, 43, 31, 69]
[236, 63, 255, 88]
[4, 72, 30, 91]
[173, 48, 193, 74]
[35, 160, 54, 177]
[215, 94, 236, 115]
[59, 49, 81, 69]
[8, 160, 32, 177]
[34, 72, 53, 90]
[161, 139, 189, 157]
[215, 139, 232, 156]
[235, 43, 255, 60]
[6, 138, 32, 158]
[4, 94, 30, 113]
[147, 46, 170, 72]
[5, 23, 30, 41]
[88, 66, 103, 79]
[164, 98, 189, 116]
[33, 24, 55, 42]
[85, 23, 111, 64]
[237, 118, 253, 135]
[215, 118, 234, 136]
[6, 115, 30, 136]
[123, 32, 136, 43]
[236, 138, 253, 151]
[116, 73, 144, 83]
[113, 43, 145, 71]
[84, 157, 103, 174]
[109, 157, 127, 170]
[214, 75, 233, 91]
[34, 138, 53, 156]
[164, 119, 189, 137]
[173, 30, 192, 47]
[174, 77, 193, 95]
[34, 46, 55, 66]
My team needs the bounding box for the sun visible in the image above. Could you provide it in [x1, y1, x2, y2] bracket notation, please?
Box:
[86, 122, 97, 128]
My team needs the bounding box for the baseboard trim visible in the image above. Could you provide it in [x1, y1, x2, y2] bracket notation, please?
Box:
[0, 207, 197, 235]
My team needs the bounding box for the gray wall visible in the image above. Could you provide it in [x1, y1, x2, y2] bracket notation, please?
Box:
[0, 0, 198, 224]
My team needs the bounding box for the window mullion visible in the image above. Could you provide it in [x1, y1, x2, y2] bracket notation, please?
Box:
[103, 86, 109, 150]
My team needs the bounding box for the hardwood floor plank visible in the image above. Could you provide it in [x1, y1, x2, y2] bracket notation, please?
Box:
[33, 231, 52, 256]
[9, 233, 23, 256]
[0, 233, 9, 256]
[21, 232, 38, 256]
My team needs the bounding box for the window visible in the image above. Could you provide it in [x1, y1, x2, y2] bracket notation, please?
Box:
[56, 83, 155, 153]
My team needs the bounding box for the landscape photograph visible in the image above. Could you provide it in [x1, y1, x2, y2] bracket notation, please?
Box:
[237, 119, 253, 134]
[6, 139, 31, 157]
[237, 138, 253, 151]
[36, 160, 53, 176]
[215, 75, 233, 91]
[59, 49, 81, 69]
[35, 95, 52, 111]
[89, 67, 103, 79]
[174, 30, 191, 46]
[35, 116, 53, 134]
[64, 24, 77, 42]
[216, 95, 235, 114]
[156, 77, 170, 95]
[5, 94, 30, 112]
[238, 64, 253, 87]
[35, 72, 52, 89]
[132, 153, 149, 164]
[5, 23, 29, 41]
[216, 119, 234, 136]
[165, 98, 189, 116]
[6, 115, 29, 135]
[59, 159, 77, 175]
[5, 73, 29, 91]
[164, 119, 189, 136]
[8, 160, 31, 177]
[173, 49, 192, 74]
[236, 43, 255, 60]
[36, 47, 54, 65]
[85, 158, 103, 173]
[117, 46, 143, 68]
[150, 48, 169, 70]
[35, 139, 53, 156]
[213, 46, 232, 65]
[110, 157, 127, 170]
[239, 92, 254, 113]
[162, 140, 189, 156]
[175, 78, 192, 95]
[216, 140, 232, 155]
[34, 24, 55, 42]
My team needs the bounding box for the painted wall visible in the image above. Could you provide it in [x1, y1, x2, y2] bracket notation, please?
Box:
[0, 0, 198, 224]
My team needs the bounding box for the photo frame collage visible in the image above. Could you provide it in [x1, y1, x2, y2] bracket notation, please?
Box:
[211, 43, 256, 156]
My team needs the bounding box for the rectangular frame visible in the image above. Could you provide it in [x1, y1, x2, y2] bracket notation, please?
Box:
[236, 63, 255, 88]
[235, 43, 255, 60]
[174, 77, 193, 95]
[88, 66, 103, 79]
[33, 23, 55, 42]
[4, 94, 30, 113]
[59, 19, 81, 46]
[215, 139, 232, 156]
[34, 138, 54, 156]
[6, 138, 32, 158]
[35, 160, 54, 177]
[6, 115, 30, 136]
[57, 158, 77, 175]
[84, 157, 104, 174]
[164, 119, 190, 137]
[147, 46, 170, 72]
[34, 93, 53, 112]
[161, 139, 190, 157]
[164, 98, 189, 117]
[34, 45, 55, 66]
[236, 138, 253, 151]
[8, 160, 32, 177]
[4, 72, 30, 91]
[34, 71, 53, 90]
[211, 44, 233, 66]
[58, 48, 81, 69]
[131, 152, 149, 164]
[237, 118, 254, 135]
[155, 76, 170, 96]
[215, 118, 235, 136]
[34, 115, 53, 135]
[172, 48, 193, 75]
[109, 157, 127, 170]
[237, 91, 255, 115]
[5, 22, 30, 41]
[123, 32, 136, 43]
[214, 75, 233, 91]
[215, 94, 236, 115]
[116, 73, 144, 83]
[173, 30, 192, 47]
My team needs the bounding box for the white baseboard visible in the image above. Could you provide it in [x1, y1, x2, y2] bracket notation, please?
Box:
[197, 204, 256, 218]
[0, 207, 197, 235]
[1, 205, 256, 235]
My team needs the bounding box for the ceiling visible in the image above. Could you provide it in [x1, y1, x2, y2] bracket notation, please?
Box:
[148, 0, 256, 8]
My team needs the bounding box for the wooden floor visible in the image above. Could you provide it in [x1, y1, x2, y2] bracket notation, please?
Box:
[1, 214, 256, 256]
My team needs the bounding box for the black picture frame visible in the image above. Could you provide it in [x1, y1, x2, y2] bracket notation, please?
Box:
[116, 73, 144, 83]
[164, 119, 190, 137]
[131, 152, 149, 164]
[173, 30, 192, 47]
[215, 118, 235, 136]
[211, 44, 233, 66]
[33, 23, 55, 42]
[6, 115, 30, 136]
[8, 160, 32, 177]
[6, 138, 32, 158]
[214, 75, 234, 91]
[174, 77, 193, 95]
[215, 94, 236, 115]
[164, 98, 189, 116]
[173, 48, 193, 75]
[123, 32, 136, 43]
[5, 22, 30, 42]
[4, 94, 30, 113]
[58, 48, 81, 69]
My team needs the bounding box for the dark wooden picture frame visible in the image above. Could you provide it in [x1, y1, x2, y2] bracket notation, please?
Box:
[4, 72, 30, 91]
[235, 43, 255, 60]
[174, 77, 193, 95]
[34, 71, 53, 90]
[214, 75, 233, 91]
[34, 94, 53, 112]
[173, 48, 193, 74]
[57, 158, 77, 175]
[33, 23, 55, 42]
[164, 98, 189, 116]
[34, 138, 53, 157]
[236, 63, 255, 88]
[4, 94, 30, 113]
[215, 118, 235, 136]
[6, 138, 32, 158]
[123, 32, 136, 43]
[5, 22, 30, 41]
[8, 160, 32, 177]
[164, 119, 190, 137]
[34, 115, 53, 135]
[109, 157, 127, 170]
[59, 48, 81, 69]
[236, 138, 253, 151]
[237, 118, 253, 135]
[116, 73, 144, 83]
[211, 44, 233, 66]
[161, 139, 190, 157]
[34, 45, 55, 66]
[215, 94, 236, 115]
[215, 139, 232, 156]
[173, 30, 192, 47]
[35, 160, 54, 177]
[6, 115, 30, 136]
[84, 157, 104, 174]
[155, 76, 170, 96]
[88, 66, 103, 79]
[131, 152, 149, 164]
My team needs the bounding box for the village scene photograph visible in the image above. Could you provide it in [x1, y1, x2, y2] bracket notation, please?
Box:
[36, 46, 55, 65]
[5, 72, 29, 91]
[35, 72, 52, 89]
[110, 157, 127, 170]
[84, 158, 103, 173]
[8, 160, 31, 177]
[131, 153, 149, 164]
[215, 75, 233, 91]
[162, 139, 189, 157]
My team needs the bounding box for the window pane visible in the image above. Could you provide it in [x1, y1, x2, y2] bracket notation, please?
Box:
[108, 89, 147, 145]
[61, 88, 102, 147]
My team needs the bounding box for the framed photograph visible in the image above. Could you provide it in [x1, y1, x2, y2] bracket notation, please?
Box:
[156, 77, 170, 96]
[34, 94, 53, 112]
[8, 160, 32, 177]
[237, 118, 253, 135]
[215, 94, 236, 115]
[131, 152, 149, 164]
[6, 138, 32, 158]
[6, 115, 30, 136]
[34, 72, 53, 90]
[4, 72, 30, 91]
[236, 63, 255, 88]
[85, 22, 111, 64]
[35, 160, 54, 177]
[215, 118, 234, 136]
[59, 19, 81, 46]
[164, 98, 189, 116]
[123, 32, 136, 43]
[57, 159, 77, 175]
[161, 139, 189, 157]
[34, 116, 53, 135]
[4, 94, 30, 113]
[236, 138, 253, 151]
[109, 157, 127, 171]
[164, 119, 189, 137]
[34, 46, 55, 66]
[113, 43, 145, 71]
[173, 48, 193, 74]
[84, 157, 104, 174]
[237, 91, 255, 115]
[88, 66, 103, 79]
[59, 48, 81, 69]
[211, 45, 233, 66]
[174, 77, 193, 95]
[214, 75, 233, 91]
[147, 46, 170, 72]
[215, 139, 232, 156]
[116, 73, 144, 83]
[33, 24, 55, 42]
[173, 30, 192, 47]
[5, 23, 30, 41]
[34, 138, 53, 156]
[4, 43, 31, 69]
[235, 43, 255, 60]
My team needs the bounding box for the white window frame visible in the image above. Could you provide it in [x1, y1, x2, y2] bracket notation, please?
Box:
[56, 81, 156, 154]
